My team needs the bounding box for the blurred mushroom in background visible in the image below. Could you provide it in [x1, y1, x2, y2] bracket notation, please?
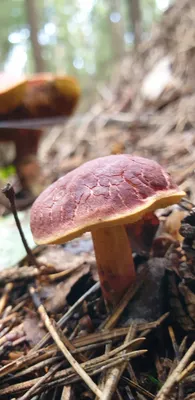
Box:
[0, 72, 80, 201]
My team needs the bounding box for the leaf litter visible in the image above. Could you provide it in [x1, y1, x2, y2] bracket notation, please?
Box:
[1, 1, 195, 399]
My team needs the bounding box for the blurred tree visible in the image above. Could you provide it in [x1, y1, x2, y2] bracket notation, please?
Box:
[108, 0, 125, 61]
[25, 0, 45, 72]
[127, 0, 142, 48]
[0, 1, 26, 68]
[0, 0, 165, 85]
[142, 0, 162, 30]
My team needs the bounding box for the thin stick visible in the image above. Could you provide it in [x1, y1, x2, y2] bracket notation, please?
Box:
[168, 326, 184, 400]
[6, 338, 145, 383]
[7, 356, 62, 381]
[0, 350, 147, 397]
[48, 264, 81, 281]
[2, 183, 39, 267]
[0, 348, 56, 379]
[155, 341, 195, 400]
[0, 314, 166, 380]
[0, 283, 13, 314]
[61, 386, 72, 400]
[178, 361, 195, 382]
[18, 361, 64, 400]
[123, 377, 155, 399]
[29, 285, 102, 398]
[95, 342, 112, 396]
[0, 266, 50, 285]
[101, 325, 137, 400]
[35, 353, 147, 395]
[31, 281, 100, 352]
[52, 319, 87, 363]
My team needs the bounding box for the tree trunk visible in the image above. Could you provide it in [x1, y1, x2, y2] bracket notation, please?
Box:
[108, 0, 125, 62]
[25, 0, 45, 72]
[128, 0, 142, 49]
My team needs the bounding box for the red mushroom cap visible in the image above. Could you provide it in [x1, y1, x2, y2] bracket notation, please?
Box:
[30, 155, 185, 245]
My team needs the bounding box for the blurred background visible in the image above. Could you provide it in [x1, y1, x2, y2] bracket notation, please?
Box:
[1, 0, 195, 212]
[1, 0, 170, 109]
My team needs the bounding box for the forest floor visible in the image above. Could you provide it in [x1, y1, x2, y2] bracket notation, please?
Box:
[1, 1, 195, 399]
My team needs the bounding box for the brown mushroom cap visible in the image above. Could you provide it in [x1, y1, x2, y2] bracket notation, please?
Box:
[0, 73, 27, 114]
[24, 73, 81, 118]
[30, 155, 185, 245]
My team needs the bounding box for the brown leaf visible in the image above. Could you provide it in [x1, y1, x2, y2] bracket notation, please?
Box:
[38, 245, 80, 271]
[38, 239, 94, 272]
[43, 263, 90, 313]
[23, 315, 46, 346]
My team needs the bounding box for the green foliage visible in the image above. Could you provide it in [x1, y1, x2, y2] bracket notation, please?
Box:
[0, 0, 26, 67]
[142, 0, 162, 29]
[0, 165, 16, 181]
[0, 0, 165, 83]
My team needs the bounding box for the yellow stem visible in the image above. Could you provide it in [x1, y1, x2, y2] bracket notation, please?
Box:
[92, 225, 136, 306]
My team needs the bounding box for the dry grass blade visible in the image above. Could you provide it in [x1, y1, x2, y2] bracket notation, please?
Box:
[0, 350, 147, 397]
[0, 266, 54, 285]
[0, 283, 14, 314]
[100, 324, 138, 400]
[122, 377, 155, 399]
[11, 338, 145, 382]
[168, 326, 184, 400]
[178, 361, 195, 382]
[0, 347, 56, 379]
[155, 341, 195, 400]
[52, 319, 87, 363]
[61, 386, 72, 400]
[29, 285, 102, 398]
[31, 281, 100, 352]
[18, 361, 64, 400]
[0, 328, 145, 380]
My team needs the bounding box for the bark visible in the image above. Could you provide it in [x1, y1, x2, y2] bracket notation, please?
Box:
[25, 0, 45, 72]
[128, 0, 142, 49]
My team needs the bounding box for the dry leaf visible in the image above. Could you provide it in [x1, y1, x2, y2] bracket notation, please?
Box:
[23, 315, 46, 346]
[164, 210, 187, 242]
[43, 263, 90, 313]
[38, 236, 94, 272]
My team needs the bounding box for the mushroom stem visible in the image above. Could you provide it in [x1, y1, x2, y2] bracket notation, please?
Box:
[92, 225, 136, 306]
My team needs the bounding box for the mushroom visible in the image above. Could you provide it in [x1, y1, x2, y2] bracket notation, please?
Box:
[23, 73, 81, 118]
[30, 155, 185, 306]
[0, 73, 80, 194]
[0, 73, 27, 114]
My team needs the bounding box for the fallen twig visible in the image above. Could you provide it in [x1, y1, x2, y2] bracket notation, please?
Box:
[18, 361, 64, 400]
[29, 285, 103, 398]
[100, 324, 137, 400]
[0, 283, 14, 314]
[0, 349, 147, 397]
[155, 341, 195, 400]
[31, 281, 100, 352]
[2, 184, 39, 267]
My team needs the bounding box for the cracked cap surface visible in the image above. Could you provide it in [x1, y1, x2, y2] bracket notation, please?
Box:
[30, 155, 185, 245]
